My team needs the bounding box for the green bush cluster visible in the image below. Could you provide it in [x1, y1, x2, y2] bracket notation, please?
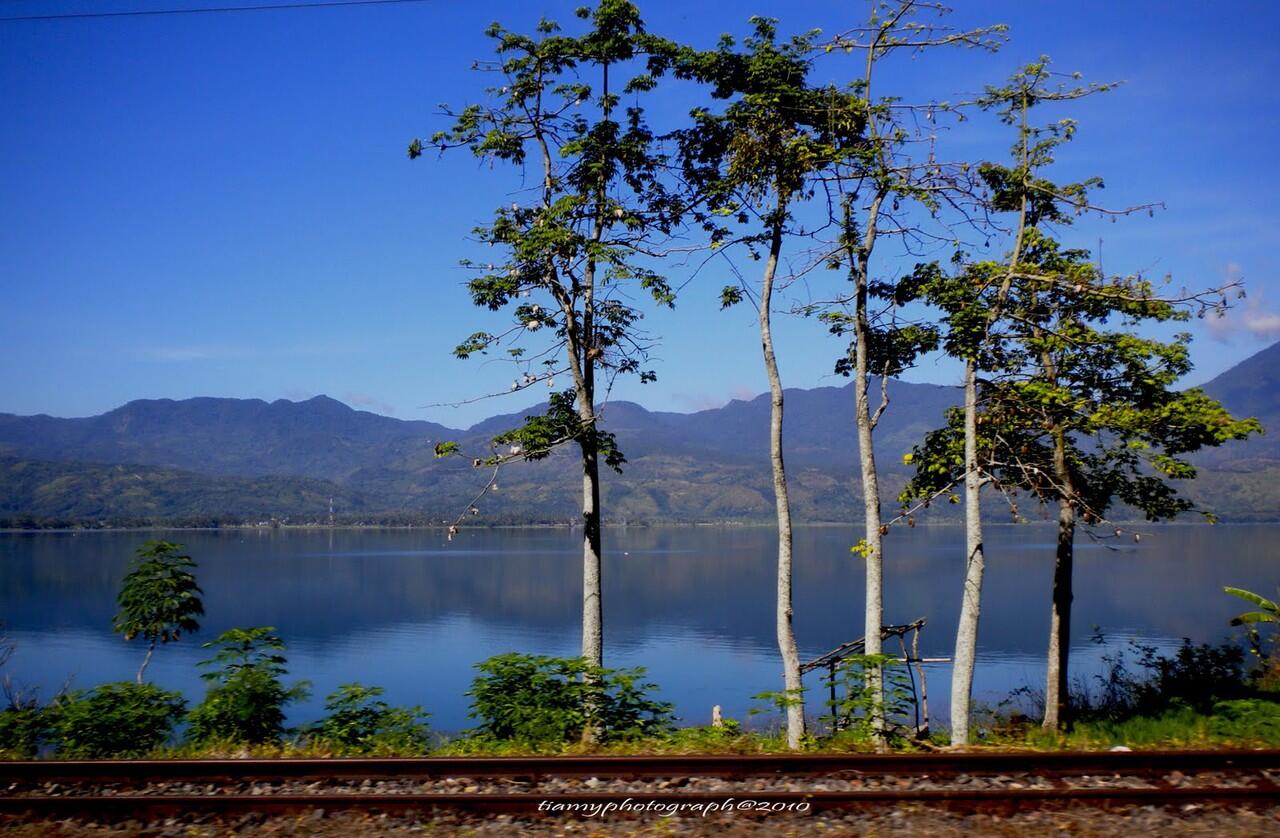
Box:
[0, 649, 686, 757]
[0, 625, 429, 758]
[306, 683, 432, 755]
[467, 653, 674, 746]
[48, 683, 186, 758]
[0, 537, 681, 758]
[0, 696, 48, 758]
[1075, 639, 1252, 722]
[185, 627, 309, 746]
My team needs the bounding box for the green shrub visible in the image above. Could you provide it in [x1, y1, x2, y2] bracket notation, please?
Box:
[307, 683, 431, 754]
[1135, 640, 1248, 713]
[186, 627, 308, 745]
[655, 719, 760, 752]
[467, 653, 673, 746]
[0, 697, 50, 758]
[1075, 639, 1249, 723]
[820, 653, 919, 745]
[48, 682, 185, 758]
[1207, 698, 1280, 745]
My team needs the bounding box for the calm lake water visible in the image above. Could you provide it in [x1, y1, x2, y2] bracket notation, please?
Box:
[1, 524, 1276, 733]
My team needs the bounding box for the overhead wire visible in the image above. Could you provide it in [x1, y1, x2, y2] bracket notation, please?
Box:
[1, 0, 433, 23]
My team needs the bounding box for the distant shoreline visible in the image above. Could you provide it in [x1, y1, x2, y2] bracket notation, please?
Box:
[4, 518, 1277, 534]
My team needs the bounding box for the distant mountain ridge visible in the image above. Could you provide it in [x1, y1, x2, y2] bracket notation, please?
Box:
[1, 341, 1275, 524]
[0, 395, 455, 482]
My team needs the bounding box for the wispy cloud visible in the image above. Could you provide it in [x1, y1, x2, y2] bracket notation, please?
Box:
[671, 386, 758, 412]
[1206, 263, 1280, 341]
[344, 392, 397, 416]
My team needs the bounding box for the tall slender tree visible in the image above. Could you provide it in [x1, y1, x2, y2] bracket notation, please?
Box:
[903, 60, 1127, 744]
[904, 63, 1261, 734]
[413, 1, 682, 671]
[805, 2, 1003, 743]
[1000, 242, 1258, 730]
[669, 17, 868, 748]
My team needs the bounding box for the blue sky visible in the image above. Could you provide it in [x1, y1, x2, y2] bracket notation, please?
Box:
[2, 0, 1278, 427]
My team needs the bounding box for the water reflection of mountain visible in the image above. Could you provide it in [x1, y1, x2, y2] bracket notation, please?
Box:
[1, 525, 1274, 662]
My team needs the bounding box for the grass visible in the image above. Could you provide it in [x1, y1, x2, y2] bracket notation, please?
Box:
[1032, 699, 1280, 750]
[11, 708, 1280, 760]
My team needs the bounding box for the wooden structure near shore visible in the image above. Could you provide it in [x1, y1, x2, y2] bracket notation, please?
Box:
[801, 618, 946, 736]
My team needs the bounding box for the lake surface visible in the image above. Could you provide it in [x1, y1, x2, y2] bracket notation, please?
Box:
[1, 524, 1276, 733]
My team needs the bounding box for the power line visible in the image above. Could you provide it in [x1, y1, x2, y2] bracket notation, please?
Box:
[0, 0, 433, 23]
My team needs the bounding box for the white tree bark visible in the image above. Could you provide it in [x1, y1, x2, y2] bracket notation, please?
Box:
[578, 60, 608, 673]
[950, 359, 986, 745]
[136, 639, 156, 685]
[579, 422, 603, 670]
[851, 282, 885, 747]
[949, 102, 1027, 741]
[760, 209, 806, 750]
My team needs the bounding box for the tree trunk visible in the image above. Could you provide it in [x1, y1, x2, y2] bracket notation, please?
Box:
[850, 262, 885, 749]
[579, 429, 603, 670]
[1043, 424, 1075, 731]
[136, 639, 156, 685]
[578, 59, 608, 674]
[1043, 493, 1075, 730]
[760, 209, 805, 750]
[951, 359, 986, 746]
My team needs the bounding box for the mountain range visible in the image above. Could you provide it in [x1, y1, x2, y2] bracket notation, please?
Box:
[1, 341, 1276, 526]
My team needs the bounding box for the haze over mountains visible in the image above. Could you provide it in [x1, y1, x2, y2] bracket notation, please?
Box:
[1, 341, 1276, 525]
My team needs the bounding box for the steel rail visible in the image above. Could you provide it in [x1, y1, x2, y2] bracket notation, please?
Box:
[1, 786, 1278, 818]
[3, 750, 1279, 784]
[3, 750, 1278, 821]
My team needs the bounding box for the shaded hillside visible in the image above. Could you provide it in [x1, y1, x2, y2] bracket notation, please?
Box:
[1197, 340, 1279, 467]
[0, 457, 371, 525]
[0, 341, 1274, 523]
[0, 396, 454, 482]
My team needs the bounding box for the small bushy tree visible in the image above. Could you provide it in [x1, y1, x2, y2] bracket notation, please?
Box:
[0, 697, 48, 758]
[113, 540, 203, 684]
[48, 682, 185, 758]
[308, 683, 431, 755]
[186, 627, 309, 745]
[467, 653, 672, 745]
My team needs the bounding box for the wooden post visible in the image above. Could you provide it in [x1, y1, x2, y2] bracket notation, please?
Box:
[829, 661, 839, 732]
[913, 625, 929, 736]
[898, 633, 919, 736]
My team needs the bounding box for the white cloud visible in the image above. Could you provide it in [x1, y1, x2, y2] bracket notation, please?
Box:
[1205, 263, 1280, 342]
[344, 392, 397, 416]
[1243, 309, 1280, 338]
[671, 386, 759, 412]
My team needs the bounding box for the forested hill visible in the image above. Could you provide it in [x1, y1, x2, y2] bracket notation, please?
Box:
[1183, 340, 1280, 516]
[1200, 339, 1280, 449]
[0, 341, 1275, 525]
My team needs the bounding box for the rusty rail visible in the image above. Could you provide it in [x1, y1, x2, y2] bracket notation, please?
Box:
[1, 750, 1277, 819]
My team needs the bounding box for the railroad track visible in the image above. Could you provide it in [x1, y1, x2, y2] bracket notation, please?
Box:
[2, 750, 1278, 820]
